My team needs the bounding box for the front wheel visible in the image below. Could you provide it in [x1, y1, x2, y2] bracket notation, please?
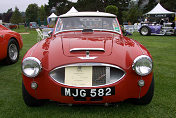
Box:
[139, 26, 151, 36]
[5, 39, 19, 64]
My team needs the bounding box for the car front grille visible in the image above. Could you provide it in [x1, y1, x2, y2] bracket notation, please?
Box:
[50, 63, 125, 87]
[92, 66, 106, 86]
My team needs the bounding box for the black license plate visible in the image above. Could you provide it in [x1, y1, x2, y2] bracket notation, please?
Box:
[61, 87, 115, 97]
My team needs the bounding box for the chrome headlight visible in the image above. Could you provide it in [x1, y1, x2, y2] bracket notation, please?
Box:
[132, 55, 153, 76]
[22, 57, 42, 78]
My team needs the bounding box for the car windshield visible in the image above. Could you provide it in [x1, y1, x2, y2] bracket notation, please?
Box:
[55, 17, 121, 33]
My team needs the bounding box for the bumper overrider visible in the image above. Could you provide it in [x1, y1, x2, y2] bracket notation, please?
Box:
[22, 57, 153, 105]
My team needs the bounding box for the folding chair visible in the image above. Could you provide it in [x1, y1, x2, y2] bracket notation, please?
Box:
[36, 28, 44, 42]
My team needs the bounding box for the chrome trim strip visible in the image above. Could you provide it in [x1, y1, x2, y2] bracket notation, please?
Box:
[49, 63, 126, 88]
[54, 29, 121, 35]
[106, 67, 110, 83]
[51, 63, 125, 71]
[78, 56, 97, 60]
[70, 48, 105, 52]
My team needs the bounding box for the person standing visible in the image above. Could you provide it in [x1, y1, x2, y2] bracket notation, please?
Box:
[24, 22, 28, 32]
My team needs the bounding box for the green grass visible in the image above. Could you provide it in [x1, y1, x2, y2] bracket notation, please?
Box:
[0, 27, 176, 118]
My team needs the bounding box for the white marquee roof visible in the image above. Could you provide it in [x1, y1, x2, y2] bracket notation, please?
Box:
[48, 13, 58, 18]
[47, 13, 58, 23]
[146, 3, 175, 15]
[66, 7, 78, 14]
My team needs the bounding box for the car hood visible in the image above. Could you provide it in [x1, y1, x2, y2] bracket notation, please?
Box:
[26, 31, 146, 71]
[61, 31, 113, 57]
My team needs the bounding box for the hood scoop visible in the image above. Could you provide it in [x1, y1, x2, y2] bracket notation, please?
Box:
[61, 31, 114, 57]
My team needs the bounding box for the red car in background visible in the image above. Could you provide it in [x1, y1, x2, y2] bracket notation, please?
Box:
[22, 12, 154, 106]
[3, 23, 18, 29]
[0, 25, 23, 64]
[8, 24, 18, 29]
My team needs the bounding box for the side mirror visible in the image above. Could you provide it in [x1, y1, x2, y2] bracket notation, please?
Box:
[48, 31, 53, 37]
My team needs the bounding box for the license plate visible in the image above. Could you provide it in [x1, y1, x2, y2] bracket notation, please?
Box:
[61, 87, 115, 97]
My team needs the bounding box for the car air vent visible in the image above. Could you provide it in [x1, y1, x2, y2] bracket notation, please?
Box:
[74, 97, 86, 101]
[50, 63, 125, 87]
[82, 29, 93, 32]
[90, 97, 103, 101]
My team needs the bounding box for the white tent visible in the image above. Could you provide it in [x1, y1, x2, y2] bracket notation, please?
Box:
[65, 7, 78, 14]
[48, 13, 58, 18]
[146, 3, 175, 15]
[59, 7, 78, 17]
[47, 13, 58, 23]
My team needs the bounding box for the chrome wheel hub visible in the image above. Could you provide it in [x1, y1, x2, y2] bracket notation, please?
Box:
[9, 44, 18, 61]
[141, 27, 148, 35]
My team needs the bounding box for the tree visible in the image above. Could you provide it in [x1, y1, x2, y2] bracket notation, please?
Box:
[44, 4, 50, 16]
[48, 0, 59, 8]
[122, 5, 142, 24]
[160, 0, 176, 12]
[105, 5, 118, 16]
[46, 0, 138, 24]
[10, 7, 22, 25]
[104, 0, 130, 24]
[75, 0, 130, 12]
[25, 4, 38, 22]
[75, 0, 104, 11]
[137, 0, 176, 14]
[39, 5, 46, 21]
[48, 0, 72, 15]
[143, 0, 157, 13]
[2, 8, 13, 23]
[75, 0, 131, 23]
[0, 13, 2, 20]
[137, 0, 147, 8]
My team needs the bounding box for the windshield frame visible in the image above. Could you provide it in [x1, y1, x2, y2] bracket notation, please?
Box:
[54, 16, 122, 35]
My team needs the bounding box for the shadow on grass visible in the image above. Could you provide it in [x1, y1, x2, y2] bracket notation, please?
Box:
[22, 100, 150, 118]
[26, 99, 147, 109]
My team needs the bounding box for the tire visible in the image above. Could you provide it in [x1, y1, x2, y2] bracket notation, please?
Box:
[4, 39, 19, 64]
[131, 76, 154, 105]
[22, 81, 46, 107]
[139, 26, 151, 36]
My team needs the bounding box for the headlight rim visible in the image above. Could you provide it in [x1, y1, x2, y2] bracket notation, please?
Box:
[22, 57, 42, 78]
[132, 55, 153, 76]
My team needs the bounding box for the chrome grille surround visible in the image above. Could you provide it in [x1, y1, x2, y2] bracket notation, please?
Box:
[49, 63, 126, 87]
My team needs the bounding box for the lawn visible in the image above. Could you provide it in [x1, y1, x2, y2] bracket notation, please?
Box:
[0, 26, 176, 118]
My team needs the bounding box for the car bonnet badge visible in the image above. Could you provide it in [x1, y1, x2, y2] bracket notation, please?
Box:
[78, 51, 97, 60]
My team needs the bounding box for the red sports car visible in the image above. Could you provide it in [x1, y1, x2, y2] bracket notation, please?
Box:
[0, 25, 23, 64]
[22, 12, 154, 106]
[8, 23, 18, 29]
